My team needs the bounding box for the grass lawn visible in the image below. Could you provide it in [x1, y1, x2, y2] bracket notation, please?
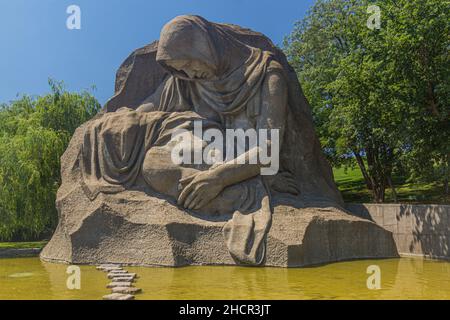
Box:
[0, 241, 47, 249]
[333, 166, 449, 204]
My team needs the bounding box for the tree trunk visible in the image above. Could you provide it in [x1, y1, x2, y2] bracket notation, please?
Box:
[444, 154, 449, 196]
[372, 182, 386, 203]
[366, 144, 386, 203]
[353, 150, 373, 190]
[387, 175, 398, 203]
[426, 80, 439, 117]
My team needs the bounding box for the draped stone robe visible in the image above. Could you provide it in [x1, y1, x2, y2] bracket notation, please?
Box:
[79, 15, 343, 265]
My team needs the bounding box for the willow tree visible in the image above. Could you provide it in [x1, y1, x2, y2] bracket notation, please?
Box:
[0, 80, 101, 241]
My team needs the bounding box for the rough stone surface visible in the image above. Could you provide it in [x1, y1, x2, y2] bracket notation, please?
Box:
[108, 273, 136, 279]
[100, 267, 123, 272]
[103, 293, 135, 300]
[41, 187, 398, 267]
[41, 15, 399, 267]
[107, 282, 133, 288]
[96, 264, 121, 271]
[112, 287, 142, 294]
[107, 269, 128, 274]
[111, 277, 135, 282]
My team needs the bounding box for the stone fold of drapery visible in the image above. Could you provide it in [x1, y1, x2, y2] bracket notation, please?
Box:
[80, 109, 207, 200]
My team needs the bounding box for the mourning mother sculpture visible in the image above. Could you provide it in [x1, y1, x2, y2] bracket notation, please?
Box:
[41, 15, 398, 267]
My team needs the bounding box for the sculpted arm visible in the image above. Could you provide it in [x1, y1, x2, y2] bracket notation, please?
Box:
[257, 70, 287, 148]
[212, 70, 288, 183]
[178, 71, 288, 209]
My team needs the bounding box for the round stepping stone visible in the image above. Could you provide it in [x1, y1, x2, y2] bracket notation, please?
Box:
[107, 281, 133, 288]
[112, 287, 142, 294]
[103, 293, 135, 300]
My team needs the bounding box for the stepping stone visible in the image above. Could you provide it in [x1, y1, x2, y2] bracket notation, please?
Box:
[97, 264, 121, 270]
[112, 276, 135, 282]
[107, 281, 133, 288]
[101, 267, 123, 272]
[112, 287, 142, 294]
[103, 293, 135, 300]
[108, 272, 136, 279]
[108, 269, 128, 274]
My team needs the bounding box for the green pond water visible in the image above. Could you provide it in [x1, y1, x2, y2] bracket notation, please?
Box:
[1, 257, 450, 300]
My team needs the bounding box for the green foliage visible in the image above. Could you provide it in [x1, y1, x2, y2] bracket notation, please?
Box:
[0, 80, 101, 241]
[284, 0, 449, 202]
[333, 161, 450, 204]
[0, 241, 47, 249]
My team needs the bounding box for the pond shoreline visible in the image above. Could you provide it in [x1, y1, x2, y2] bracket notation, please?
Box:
[0, 248, 42, 259]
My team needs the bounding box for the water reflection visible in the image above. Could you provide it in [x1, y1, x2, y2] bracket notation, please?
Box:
[8, 272, 34, 278]
[0, 258, 108, 300]
[0, 258, 52, 299]
[129, 259, 403, 300]
[383, 257, 450, 299]
[1, 257, 450, 300]
[42, 260, 108, 299]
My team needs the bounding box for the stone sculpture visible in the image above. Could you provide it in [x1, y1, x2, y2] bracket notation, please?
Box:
[41, 15, 398, 267]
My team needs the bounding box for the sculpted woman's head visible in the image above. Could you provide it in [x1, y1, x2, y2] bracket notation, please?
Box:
[164, 59, 215, 80]
[156, 15, 251, 81]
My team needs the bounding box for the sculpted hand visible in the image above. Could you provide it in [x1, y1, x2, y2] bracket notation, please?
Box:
[136, 102, 155, 112]
[270, 171, 300, 195]
[177, 170, 225, 210]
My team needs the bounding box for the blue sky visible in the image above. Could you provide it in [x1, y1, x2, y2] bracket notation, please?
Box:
[0, 0, 314, 105]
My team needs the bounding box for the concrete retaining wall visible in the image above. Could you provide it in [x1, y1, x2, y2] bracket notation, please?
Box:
[347, 203, 450, 260]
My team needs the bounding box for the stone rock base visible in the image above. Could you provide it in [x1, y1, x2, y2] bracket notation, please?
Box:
[40, 187, 398, 267]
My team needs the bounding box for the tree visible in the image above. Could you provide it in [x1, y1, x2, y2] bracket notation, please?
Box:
[382, 0, 450, 195]
[0, 80, 101, 241]
[284, 0, 449, 202]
